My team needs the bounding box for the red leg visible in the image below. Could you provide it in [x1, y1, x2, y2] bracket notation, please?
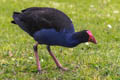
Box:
[33, 42, 41, 72]
[47, 45, 68, 71]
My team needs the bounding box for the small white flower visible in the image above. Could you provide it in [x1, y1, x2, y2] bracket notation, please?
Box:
[12, 58, 15, 61]
[29, 57, 33, 60]
[90, 5, 94, 8]
[107, 24, 112, 29]
[41, 59, 44, 62]
[113, 10, 119, 14]
[69, 5, 73, 8]
[85, 42, 89, 45]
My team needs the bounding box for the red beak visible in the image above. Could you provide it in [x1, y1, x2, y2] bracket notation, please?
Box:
[87, 30, 97, 44]
[90, 36, 97, 44]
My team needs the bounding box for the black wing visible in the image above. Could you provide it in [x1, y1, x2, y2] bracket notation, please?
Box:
[12, 7, 75, 36]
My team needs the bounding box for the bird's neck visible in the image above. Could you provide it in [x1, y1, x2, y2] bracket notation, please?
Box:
[65, 32, 88, 47]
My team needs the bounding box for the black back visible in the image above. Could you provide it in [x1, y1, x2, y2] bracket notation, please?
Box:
[12, 7, 75, 36]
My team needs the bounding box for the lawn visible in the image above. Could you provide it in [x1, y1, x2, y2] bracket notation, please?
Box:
[0, 0, 120, 80]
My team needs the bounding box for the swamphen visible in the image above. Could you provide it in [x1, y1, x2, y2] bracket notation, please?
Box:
[11, 7, 97, 72]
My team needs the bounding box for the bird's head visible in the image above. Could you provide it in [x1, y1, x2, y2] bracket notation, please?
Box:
[86, 30, 97, 44]
[72, 30, 97, 44]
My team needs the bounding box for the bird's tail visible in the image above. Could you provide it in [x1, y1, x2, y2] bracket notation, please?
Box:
[11, 12, 21, 24]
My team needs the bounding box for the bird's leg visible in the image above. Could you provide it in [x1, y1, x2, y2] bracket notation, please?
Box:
[47, 45, 68, 71]
[33, 42, 41, 73]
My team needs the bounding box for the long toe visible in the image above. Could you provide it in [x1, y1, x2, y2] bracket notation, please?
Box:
[37, 70, 42, 74]
[58, 67, 68, 71]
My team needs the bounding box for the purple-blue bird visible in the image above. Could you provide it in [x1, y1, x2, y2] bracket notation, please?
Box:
[11, 7, 97, 72]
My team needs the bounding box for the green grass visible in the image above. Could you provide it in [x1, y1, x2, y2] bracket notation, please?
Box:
[0, 0, 120, 80]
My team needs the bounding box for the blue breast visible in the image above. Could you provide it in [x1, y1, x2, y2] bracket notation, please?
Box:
[33, 29, 68, 45]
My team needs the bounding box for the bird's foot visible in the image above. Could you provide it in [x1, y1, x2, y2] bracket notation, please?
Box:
[58, 66, 68, 71]
[37, 69, 42, 74]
